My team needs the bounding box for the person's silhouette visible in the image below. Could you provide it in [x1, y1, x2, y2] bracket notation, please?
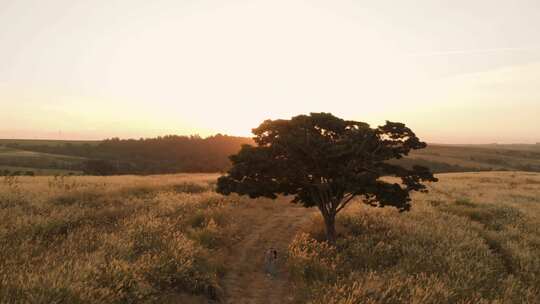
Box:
[264, 247, 278, 278]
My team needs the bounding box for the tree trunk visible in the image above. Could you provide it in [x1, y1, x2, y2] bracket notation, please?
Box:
[323, 214, 337, 245]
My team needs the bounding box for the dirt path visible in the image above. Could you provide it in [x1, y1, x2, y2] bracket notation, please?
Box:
[221, 201, 315, 304]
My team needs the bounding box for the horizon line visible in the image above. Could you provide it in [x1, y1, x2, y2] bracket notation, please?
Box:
[1, 137, 538, 146]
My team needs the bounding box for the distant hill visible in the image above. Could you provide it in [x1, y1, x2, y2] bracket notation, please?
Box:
[1, 136, 539, 175]
[0, 139, 100, 147]
[0, 145, 85, 176]
[0, 135, 253, 175]
[400, 144, 540, 172]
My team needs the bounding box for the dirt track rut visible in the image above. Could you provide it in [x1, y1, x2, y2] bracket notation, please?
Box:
[221, 202, 314, 304]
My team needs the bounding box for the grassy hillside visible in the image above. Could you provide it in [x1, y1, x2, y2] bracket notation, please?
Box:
[0, 145, 86, 175]
[0, 135, 253, 174]
[0, 166, 81, 176]
[1, 138, 540, 175]
[396, 143, 540, 172]
[0, 139, 100, 147]
[0, 172, 539, 303]
[0, 174, 282, 303]
[288, 171, 540, 303]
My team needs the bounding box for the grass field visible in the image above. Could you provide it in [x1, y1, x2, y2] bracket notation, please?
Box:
[288, 171, 540, 303]
[0, 146, 86, 175]
[0, 174, 282, 303]
[405, 144, 540, 172]
[0, 166, 82, 176]
[0, 139, 100, 147]
[1, 172, 539, 303]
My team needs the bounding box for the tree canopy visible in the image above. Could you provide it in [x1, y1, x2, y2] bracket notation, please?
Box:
[217, 113, 438, 243]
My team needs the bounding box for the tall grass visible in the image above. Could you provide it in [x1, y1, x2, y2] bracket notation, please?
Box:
[2, 172, 539, 303]
[287, 172, 540, 303]
[0, 174, 254, 303]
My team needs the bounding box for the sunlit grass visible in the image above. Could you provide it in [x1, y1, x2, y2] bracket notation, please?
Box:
[0, 174, 255, 302]
[2, 172, 539, 303]
[287, 172, 540, 303]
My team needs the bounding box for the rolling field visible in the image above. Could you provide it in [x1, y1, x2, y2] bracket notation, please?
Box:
[0, 166, 81, 176]
[288, 172, 540, 303]
[0, 174, 291, 303]
[1, 139, 540, 175]
[405, 144, 540, 172]
[0, 172, 539, 303]
[0, 146, 86, 175]
[0, 139, 100, 147]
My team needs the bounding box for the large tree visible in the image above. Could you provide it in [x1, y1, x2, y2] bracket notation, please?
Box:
[217, 113, 437, 244]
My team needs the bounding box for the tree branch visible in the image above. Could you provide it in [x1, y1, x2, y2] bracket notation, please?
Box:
[336, 193, 357, 213]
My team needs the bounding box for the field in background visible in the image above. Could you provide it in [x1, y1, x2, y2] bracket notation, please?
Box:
[0, 166, 81, 176]
[0, 145, 86, 175]
[1, 172, 539, 303]
[0, 139, 100, 147]
[404, 144, 540, 172]
[1, 138, 540, 176]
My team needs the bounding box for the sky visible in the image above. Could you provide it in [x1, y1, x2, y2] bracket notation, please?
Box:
[1, 0, 539, 143]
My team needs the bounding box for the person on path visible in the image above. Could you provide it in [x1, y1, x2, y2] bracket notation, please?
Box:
[264, 247, 278, 278]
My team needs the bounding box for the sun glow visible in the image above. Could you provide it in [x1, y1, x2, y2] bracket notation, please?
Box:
[1, 0, 539, 143]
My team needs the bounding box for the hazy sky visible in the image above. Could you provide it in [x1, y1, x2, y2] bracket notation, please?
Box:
[1, 0, 539, 143]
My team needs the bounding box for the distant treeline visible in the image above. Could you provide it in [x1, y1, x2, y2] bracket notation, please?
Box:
[5, 135, 253, 175]
[4, 136, 540, 176]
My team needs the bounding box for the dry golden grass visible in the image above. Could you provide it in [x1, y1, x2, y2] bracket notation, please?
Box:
[2, 172, 539, 303]
[0, 173, 277, 303]
[288, 172, 540, 304]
